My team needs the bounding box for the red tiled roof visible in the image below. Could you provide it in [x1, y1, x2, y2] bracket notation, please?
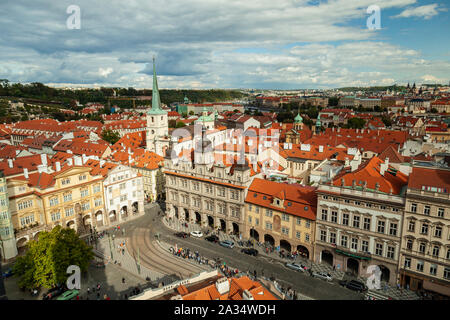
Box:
[408, 166, 450, 193]
[332, 156, 408, 195]
[246, 178, 317, 220]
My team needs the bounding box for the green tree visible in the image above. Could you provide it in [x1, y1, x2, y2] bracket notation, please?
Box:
[168, 119, 177, 128]
[381, 115, 392, 127]
[13, 226, 93, 289]
[101, 129, 121, 144]
[189, 111, 194, 115]
[328, 97, 339, 107]
[345, 118, 366, 129]
[176, 121, 186, 128]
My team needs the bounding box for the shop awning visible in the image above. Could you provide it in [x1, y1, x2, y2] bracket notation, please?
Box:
[336, 249, 371, 260]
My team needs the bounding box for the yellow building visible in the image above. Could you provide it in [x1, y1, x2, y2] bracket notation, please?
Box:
[244, 178, 317, 259]
[8, 164, 106, 252]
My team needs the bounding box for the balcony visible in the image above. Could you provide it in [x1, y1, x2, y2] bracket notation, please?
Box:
[14, 223, 49, 239]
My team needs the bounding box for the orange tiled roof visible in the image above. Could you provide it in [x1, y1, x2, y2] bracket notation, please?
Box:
[408, 166, 450, 193]
[246, 178, 317, 220]
[180, 276, 277, 300]
[332, 156, 408, 195]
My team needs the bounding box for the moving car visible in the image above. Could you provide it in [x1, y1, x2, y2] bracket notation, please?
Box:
[219, 240, 235, 249]
[174, 232, 190, 238]
[285, 262, 307, 272]
[339, 280, 368, 292]
[205, 235, 219, 243]
[1, 268, 13, 278]
[312, 271, 333, 281]
[241, 248, 258, 256]
[56, 289, 79, 300]
[42, 284, 66, 300]
[190, 230, 203, 238]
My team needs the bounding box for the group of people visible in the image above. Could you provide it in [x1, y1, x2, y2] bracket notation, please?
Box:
[170, 247, 211, 266]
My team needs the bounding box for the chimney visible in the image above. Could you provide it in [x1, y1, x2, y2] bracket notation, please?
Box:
[344, 157, 350, 167]
[319, 145, 324, 153]
[24, 168, 29, 179]
[37, 164, 46, 174]
[68, 158, 73, 166]
[55, 161, 61, 172]
[74, 156, 82, 166]
[375, 182, 380, 191]
[82, 154, 87, 164]
[341, 178, 345, 187]
[215, 277, 230, 295]
[100, 160, 105, 167]
[362, 180, 367, 190]
[352, 180, 356, 189]
[384, 157, 389, 167]
[7, 159, 13, 168]
[40, 154, 47, 166]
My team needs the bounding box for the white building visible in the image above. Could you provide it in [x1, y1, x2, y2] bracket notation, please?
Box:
[103, 164, 145, 225]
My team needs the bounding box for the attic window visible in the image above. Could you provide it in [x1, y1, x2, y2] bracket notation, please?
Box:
[263, 196, 267, 200]
[304, 206, 309, 211]
[287, 202, 292, 206]
[253, 193, 257, 197]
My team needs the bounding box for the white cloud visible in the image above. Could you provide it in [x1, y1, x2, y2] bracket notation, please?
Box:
[393, 4, 446, 19]
[98, 67, 113, 77]
[0, 0, 447, 88]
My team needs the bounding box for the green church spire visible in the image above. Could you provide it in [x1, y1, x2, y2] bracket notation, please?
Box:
[148, 57, 166, 115]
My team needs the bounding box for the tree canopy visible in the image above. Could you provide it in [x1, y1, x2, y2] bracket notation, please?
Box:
[101, 129, 121, 145]
[12, 226, 93, 289]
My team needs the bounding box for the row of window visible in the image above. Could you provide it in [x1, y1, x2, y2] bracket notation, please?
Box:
[322, 195, 400, 212]
[319, 229, 396, 259]
[405, 239, 450, 259]
[49, 186, 102, 206]
[320, 209, 398, 236]
[171, 178, 240, 200]
[248, 205, 311, 228]
[263, 222, 311, 242]
[60, 174, 87, 186]
[410, 203, 445, 218]
[20, 215, 35, 226]
[404, 258, 450, 279]
[407, 220, 444, 238]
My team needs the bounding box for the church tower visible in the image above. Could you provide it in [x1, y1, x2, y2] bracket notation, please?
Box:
[294, 110, 303, 131]
[146, 57, 168, 155]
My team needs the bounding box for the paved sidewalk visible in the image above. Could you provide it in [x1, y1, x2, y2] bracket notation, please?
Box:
[94, 236, 164, 282]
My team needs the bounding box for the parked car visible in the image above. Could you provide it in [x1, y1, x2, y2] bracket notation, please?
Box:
[312, 271, 333, 281]
[174, 232, 190, 238]
[285, 262, 307, 272]
[42, 284, 66, 300]
[190, 230, 203, 238]
[219, 240, 235, 249]
[56, 289, 79, 300]
[339, 280, 368, 292]
[1, 268, 13, 278]
[205, 235, 219, 243]
[241, 248, 258, 256]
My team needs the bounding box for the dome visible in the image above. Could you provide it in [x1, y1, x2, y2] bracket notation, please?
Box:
[294, 113, 303, 123]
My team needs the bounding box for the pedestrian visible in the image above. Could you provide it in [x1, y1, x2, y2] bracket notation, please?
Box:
[87, 288, 90, 295]
[122, 277, 125, 284]
[97, 293, 100, 300]
[333, 265, 336, 271]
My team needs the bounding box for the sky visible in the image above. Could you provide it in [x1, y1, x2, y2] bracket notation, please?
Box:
[0, 0, 449, 89]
